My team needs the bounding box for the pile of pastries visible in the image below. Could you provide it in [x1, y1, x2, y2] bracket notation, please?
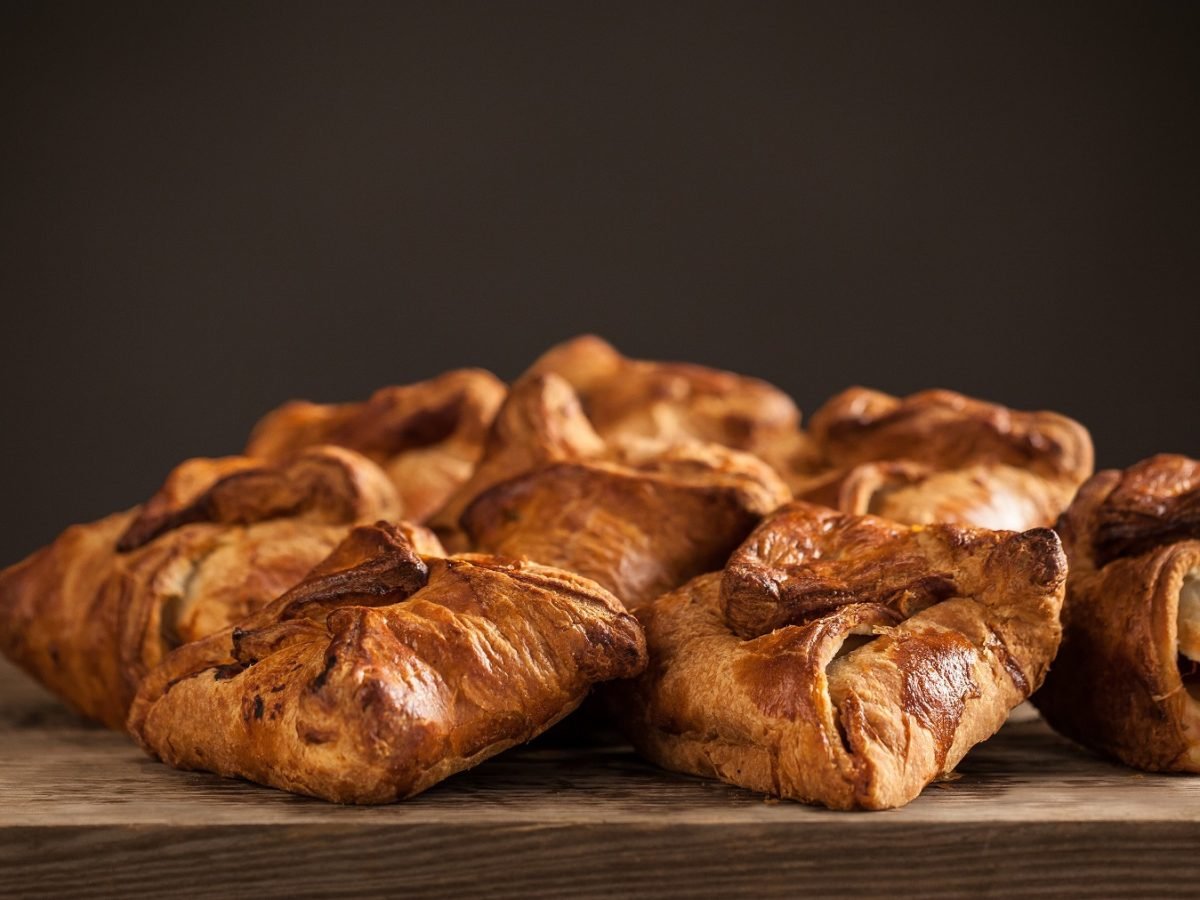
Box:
[2, 335, 1196, 810]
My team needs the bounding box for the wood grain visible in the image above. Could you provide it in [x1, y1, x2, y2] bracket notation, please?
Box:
[1, 657, 1198, 897]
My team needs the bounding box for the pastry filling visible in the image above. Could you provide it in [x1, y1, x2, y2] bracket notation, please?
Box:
[1180, 570, 1200, 700]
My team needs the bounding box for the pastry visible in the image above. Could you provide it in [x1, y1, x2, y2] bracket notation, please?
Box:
[129, 521, 647, 803]
[441, 373, 791, 610]
[428, 371, 605, 539]
[0, 446, 410, 728]
[776, 387, 1093, 531]
[246, 368, 506, 523]
[524, 334, 800, 457]
[1033, 454, 1200, 771]
[621, 501, 1066, 809]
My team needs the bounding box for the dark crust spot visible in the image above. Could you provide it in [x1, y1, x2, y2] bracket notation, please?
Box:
[727, 566, 958, 638]
[277, 524, 429, 620]
[253, 695, 264, 720]
[336, 395, 465, 456]
[1094, 492, 1200, 566]
[162, 667, 209, 696]
[721, 412, 757, 447]
[986, 627, 1030, 695]
[720, 505, 977, 639]
[300, 726, 334, 745]
[117, 504, 211, 553]
[310, 652, 338, 691]
[816, 388, 1063, 472]
[115, 448, 380, 552]
[116, 464, 304, 552]
[890, 630, 981, 769]
[833, 693, 875, 802]
[733, 627, 823, 722]
[213, 663, 247, 681]
[1090, 455, 1200, 567]
[980, 529, 1067, 599]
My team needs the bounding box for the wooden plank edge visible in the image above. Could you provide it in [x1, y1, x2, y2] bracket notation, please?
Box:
[1, 820, 1196, 898]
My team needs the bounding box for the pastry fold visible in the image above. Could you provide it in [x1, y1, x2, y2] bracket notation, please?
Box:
[246, 368, 506, 523]
[0, 446, 407, 728]
[1033, 454, 1200, 771]
[129, 521, 647, 803]
[775, 387, 1093, 531]
[524, 335, 800, 458]
[622, 501, 1066, 809]
[440, 373, 790, 610]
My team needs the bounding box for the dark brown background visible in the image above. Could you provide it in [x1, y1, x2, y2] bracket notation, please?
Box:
[1, 2, 1197, 562]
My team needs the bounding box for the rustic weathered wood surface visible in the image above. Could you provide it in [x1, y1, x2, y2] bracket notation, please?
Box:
[1, 657, 1198, 898]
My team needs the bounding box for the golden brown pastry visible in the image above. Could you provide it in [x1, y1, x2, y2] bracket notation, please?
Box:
[246, 368, 507, 523]
[775, 387, 1094, 531]
[621, 501, 1066, 809]
[0, 446, 412, 728]
[438, 373, 791, 610]
[1033, 454, 1200, 771]
[428, 371, 606, 539]
[525, 334, 800, 457]
[128, 521, 647, 803]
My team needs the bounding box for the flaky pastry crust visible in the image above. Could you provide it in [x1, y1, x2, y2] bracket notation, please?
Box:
[776, 387, 1094, 531]
[0, 446, 410, 728]
[524, 335, 800, 458]
[128, 521, 647, 803]
[621, 501, 1066, 809]
[428, 371, 605, 539]
[1033, 454, 1200, 771]
[442, 373, 790, 610]
[246, 369, 506, 523]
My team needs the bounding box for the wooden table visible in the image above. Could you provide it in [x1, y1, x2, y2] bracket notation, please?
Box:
[1, 657, 1197, 898]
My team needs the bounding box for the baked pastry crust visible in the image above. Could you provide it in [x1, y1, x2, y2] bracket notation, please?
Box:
[776, 387, 1094, 531]
[1033, 454, 1200, 771]
[128, 521, 647, 803]
[246, 369, 506, 523]
[622, 501, 1066, 809]
[428, 371, 605, 540]
[443, 374, 791, 610]
[524, 335, 800, 457]
[0, 446, 408, 728]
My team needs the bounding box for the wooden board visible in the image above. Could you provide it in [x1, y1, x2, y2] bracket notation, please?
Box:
[1, 656, 1198, 899]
